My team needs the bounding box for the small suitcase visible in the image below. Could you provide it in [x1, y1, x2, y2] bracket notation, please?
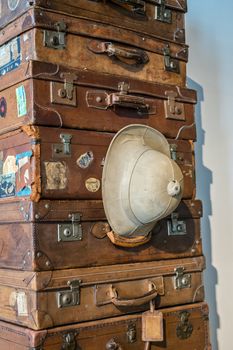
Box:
[0, 8, 187, 85]
[0, 303, 211, 349]
[0, 0, 187, 45]
[0, 60, 196, 139]
[0, 199, 202, 271]
[0, 126, 195, 201]
[0, 256, 205, 329]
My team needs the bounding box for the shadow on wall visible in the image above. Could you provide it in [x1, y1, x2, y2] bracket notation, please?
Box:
[187, 77, 219, 350]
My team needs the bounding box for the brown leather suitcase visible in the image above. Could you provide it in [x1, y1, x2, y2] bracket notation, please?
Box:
[0, 60, 196, 139]
[0, 127, 195, 201]
[0, 0, 187, 45]
[0, 199, 202, 271]
[0, 303, 211, 349]
[0, 8, 187, 86]
[0, 256, 205, 329]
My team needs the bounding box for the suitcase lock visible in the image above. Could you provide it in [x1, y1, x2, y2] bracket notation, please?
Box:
[43, 21, 66, 50]
[163, 45, 180, 73]
[176, 311, 193, 339]
[167, 213, 187, 236]
[155, 0, 172, 23]
[61, 332, 77, 350]
[165, 91, 185, 121]
[53, 133, 72, 157]
[174, 267, 191, 290]
[57, 280, 81, 308]
[58, 213, 82, 242]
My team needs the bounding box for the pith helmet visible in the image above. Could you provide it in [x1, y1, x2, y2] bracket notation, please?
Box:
[102, 125, 184, 238]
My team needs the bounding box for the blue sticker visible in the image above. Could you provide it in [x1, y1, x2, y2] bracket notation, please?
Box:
[0, 173, 16, 198]
[16, 151, 32, 197]
[0, 37, 21, 77]
[16, 85, 27, 117]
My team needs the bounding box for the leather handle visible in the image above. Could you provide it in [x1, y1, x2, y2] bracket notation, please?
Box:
[110, 283, 158, 307]
[90, 0, 146, 15]
[109, 93, 149, 110]
[88, 41, 149, 65]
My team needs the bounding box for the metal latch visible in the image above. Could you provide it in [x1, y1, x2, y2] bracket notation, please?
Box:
[57, 280, 81, 308]
[174, 267, 191, 290]
[50, 72, 77, 106]
[167, 213, 187, 236]
[43, 21, 66, 49]
[163, 45, 180, 73]
[61, 332, 77, 350]
[176, 311, 193, 340]
[127, 323, 137, 343]
[52, 133, 72, 157]
[170, 144, 177, 161]
[165, 91, 185, 120]
[155, 0, 172, 23]
[58, 213, 82, 242]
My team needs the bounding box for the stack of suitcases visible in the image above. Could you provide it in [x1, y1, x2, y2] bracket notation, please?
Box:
[0, 1, 211, 349]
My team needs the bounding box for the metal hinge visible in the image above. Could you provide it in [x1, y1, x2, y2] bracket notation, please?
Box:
[163, 45, 180, 73]
[57, 279, 81, 308]
[167, 213, 187, 236]
[43, 21, 67, 49]
[174, 267, 191, 290]
[155, 0, 172, 23]
[127, 323, 137, 343]
[61, 332, 77, 350]
[52, 133, 72, 157]
[165, 91, 185, 120]
[50, 72, 77, 106]
[58, 213, 82, 242]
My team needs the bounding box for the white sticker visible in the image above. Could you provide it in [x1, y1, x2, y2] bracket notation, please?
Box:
[3, 155, 18, 175]
[85, 178, 101, 192]
[16, 291, 28, 316]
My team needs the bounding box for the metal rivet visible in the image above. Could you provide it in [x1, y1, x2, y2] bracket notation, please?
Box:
[46, 261, 51, 267]
[96, 96, 102, 103]
[20, 207, 24, 212]
[45, 203, 50, 209]
[191, 248, 196, 254]
[37, 252, 42, 258]
[23, 260, 26, 265]
[64, 228, 72, 237]
[35, 214, 40, 219]
[27, 252, 31, 256]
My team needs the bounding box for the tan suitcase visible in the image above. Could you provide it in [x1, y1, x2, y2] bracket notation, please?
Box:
[0, 257, 205, 330]
[0, 127, 195, 201]
[0, 199, 202, 271]
[0, 303, 211, 349]
[0, 8, 187, 85]
[0, 60, 196, 139]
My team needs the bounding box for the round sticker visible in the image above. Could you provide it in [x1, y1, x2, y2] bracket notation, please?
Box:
[7, 0, 20, 11]
[85, 178, 101, 193]
[0, 97, 7, 118]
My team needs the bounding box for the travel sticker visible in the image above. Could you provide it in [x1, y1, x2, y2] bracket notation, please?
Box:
[44, 162, 67, 190]
[77, 151, 94, 169]
[0, 36, 21, 76]
[16, 151, 32, 196]
[16, 85, 27, 117]
[0, 97, 7, 118]
[85, 177, 101, 192]
[0, 173, 16, 198]
[7, 0, 20, 11]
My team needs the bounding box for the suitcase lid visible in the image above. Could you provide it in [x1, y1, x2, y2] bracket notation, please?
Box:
[0, 60, 196, 105]
[0, 256, 205, 291]
[0, 198, 202, 223]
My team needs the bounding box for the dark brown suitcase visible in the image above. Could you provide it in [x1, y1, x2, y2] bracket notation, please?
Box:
[0, 303, 211, 349]
[0, 0, 187, 45]
[0, 199, 202, 271]
[0, 60, 196, 139]
[0, 8, 187, 86]
[0, 127, 195, 201]
[0, 256, 205, 329]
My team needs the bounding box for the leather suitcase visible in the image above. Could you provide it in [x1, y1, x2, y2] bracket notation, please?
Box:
[0, 257, 205, 329]
[0, 127, 195, 201]
[0, 303, 211, 349]
[0, 0, 187, 45]
[0, 199, 202, 271]
[0, 60, 196, 139]
[0, 8, 187, 86]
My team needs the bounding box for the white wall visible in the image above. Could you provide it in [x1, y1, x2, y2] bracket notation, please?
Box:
[186, 1, 233, 349]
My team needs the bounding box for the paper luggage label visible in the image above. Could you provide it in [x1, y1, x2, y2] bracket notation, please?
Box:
[0, 151, 32, 199]
[0, 36, 21, 77]
[7, 0, 20, 11]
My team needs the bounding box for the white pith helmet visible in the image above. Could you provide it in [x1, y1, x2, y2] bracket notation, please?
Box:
[102, 124, 184, 238]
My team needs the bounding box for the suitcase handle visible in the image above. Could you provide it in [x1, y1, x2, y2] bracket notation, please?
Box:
[87, 41, 149, 65]
[109, 0, 146, 15]
[110, 283, 158, 307]
[108, 92, 149, 111]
